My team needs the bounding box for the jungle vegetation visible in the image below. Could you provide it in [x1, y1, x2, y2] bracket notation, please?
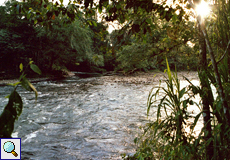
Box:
[0, 0, 198, 79]
[1, 0, 230, 159]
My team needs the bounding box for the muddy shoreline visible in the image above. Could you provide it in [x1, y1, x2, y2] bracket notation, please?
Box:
[0, 77, 55, 86]
[100, 71, 198, 84]
[0, 71, 198, 86]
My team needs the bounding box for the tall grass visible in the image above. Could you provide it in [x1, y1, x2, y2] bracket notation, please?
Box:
[123, 58, 230, 159]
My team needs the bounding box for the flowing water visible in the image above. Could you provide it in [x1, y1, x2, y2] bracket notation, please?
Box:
[0, 74, 202, 160]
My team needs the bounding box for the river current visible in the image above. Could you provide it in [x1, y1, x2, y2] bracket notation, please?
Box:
[0, 73, 202, 159]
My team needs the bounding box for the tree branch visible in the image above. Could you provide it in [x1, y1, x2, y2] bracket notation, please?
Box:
[217, 40, 230, 64]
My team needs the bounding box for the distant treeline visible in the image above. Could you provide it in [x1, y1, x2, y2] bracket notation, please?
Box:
[0, 0, 199, 79]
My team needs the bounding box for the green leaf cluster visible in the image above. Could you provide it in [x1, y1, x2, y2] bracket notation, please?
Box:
[0, 1, 111, 75]
[0, 61, 40, 138]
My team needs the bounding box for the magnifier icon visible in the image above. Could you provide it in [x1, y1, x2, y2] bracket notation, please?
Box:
[3, 141, 18, 157]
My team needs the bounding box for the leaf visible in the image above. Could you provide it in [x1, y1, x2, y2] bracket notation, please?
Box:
[92, 21, 97, 27]
[190, 112, 202, 132]
[7, 82, 21, 87]
[147, 87, 159, 117]
[52, 15, 55, 20]
[27, 13, 31, 20]
[0, 91, 23, 138]
[5, 91, 23, 119]
[28, 82, 38, 101]
[134, 137, 138, 144]
[4, 95, 10, 98]
[146, 18, 151, 24]
[19, 63, 23, 72]
[179, 87, 186, 99]
[98, 7, 102, 14]
[21, 77, 38, 100]
[16, 4, 20, 14]
[0, 110, 15, 138]
[21, 78, 37, 97]
[172, 14, 177, 23]
[165, 58, 172, 82]
[182, 100, 188, 109]
[206, 137, 213, 146]
[30, 64, 41, 75]
[29, 60, 33, 65]
[163, 38, 168, 42]
[21, 77, 33, 91]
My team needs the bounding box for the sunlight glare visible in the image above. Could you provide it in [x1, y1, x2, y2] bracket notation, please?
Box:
[195, 1, 210, 17]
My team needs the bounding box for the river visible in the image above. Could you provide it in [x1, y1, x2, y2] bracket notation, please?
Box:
[0, 72, 201, 159]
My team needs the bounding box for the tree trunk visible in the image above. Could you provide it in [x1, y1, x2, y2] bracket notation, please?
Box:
[197, 18, 213, 159]
[200, 20, 230, 126]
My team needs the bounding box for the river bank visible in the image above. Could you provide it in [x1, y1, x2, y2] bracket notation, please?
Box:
[0, 71, 198, 86]
[100, 71, 198, 84]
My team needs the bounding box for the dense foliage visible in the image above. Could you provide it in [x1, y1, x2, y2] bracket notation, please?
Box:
[0, 0, 200, 79]
[0, 0, 112, 78]
[114, 19, 198, 73]
[1, 0, 230, 159]
[124, 59, 230, 159]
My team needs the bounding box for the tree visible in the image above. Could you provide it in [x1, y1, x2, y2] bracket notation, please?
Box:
[114, 16, 198, 73]
[1, 0, 110, 76]
[0, 2, 38, 75]
[35, 18, 97, 73]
